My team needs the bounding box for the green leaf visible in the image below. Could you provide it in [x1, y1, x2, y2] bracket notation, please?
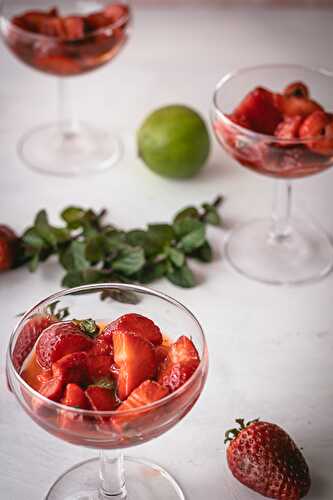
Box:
[173, 217, 203, 238]
[61, 268, 106, 288]
[167, 263, 196, 288]
[179, 225, 206, 254]
[126, 229, 149, 249]
[61, 207, 86, 229]
[191, 241, 213, 262]
[147, 224, 174, 251]
[100, 289, 141, 305]
[112, 247, 145, 276]
[202, 203, 221, 226]
[35, 210, 58, 248]
[59, 241, 90, 272]
[173, 206, 199, 223]
[23, 228, 45, 250]
[73, 318, 99, 338]
[28, 253, 40, 272]
[91, 377, 115, 389]
[85, 234, 108, 262]
[167, 247, 185, 267]
[135, 260, 167, 283]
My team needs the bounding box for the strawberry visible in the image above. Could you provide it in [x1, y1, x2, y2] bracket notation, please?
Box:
[155, 344, 169, 367]
[283, 82, 309, 99]
[33, 54, 82, 76]
[274, 115, 304, 141]
[104, 313, 163, 346]
[89, 332, 114, 357]
[35, 319, 97, 369]
[62, 16, 85, 40]
[113, 331, 156, 400]
[0, 224, 18, 272]
[85, 386, 118, 411]
[87, 355, 114, 382]
[104, 4, 129, 22]
[274, 94, 323, 118]
[18, 11, 54, 33]
[52, 352, 89, 387]
[61, 383, 89, 409]
[13, 315, 55, 371]
[39, 375, 64, 402]
[299, 111, 333, 156]
[225, 419, 311, 499]
[233, 87, 283, 135]
[38, 16, 66, 37]
[86, 4, 128, 32]
[113, 380, 168, 429]
[158, 336, 200, 392]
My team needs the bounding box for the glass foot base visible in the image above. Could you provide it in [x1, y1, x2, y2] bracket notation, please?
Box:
[18, 122, 122, 177]
[225, 217, 333, 285]
[45, 456, 185, 500]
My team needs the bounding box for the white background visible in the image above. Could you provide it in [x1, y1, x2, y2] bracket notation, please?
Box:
[1, 5, 333, 499]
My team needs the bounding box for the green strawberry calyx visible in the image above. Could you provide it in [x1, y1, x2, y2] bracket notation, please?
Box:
[224, 418, 260, 445]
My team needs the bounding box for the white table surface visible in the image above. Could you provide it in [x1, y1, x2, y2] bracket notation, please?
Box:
[1, 5, 333, 500]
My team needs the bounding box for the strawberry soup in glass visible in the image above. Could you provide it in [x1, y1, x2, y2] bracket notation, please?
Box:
[6, 283, 208, 500]
[211, 64, 333, 285]
[0, 0, 131, 176]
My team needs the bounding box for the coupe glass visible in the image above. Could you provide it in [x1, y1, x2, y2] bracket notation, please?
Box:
[0, 0, 131, 176]
[6, 283, 208, 500]
[211, 64, 333, 285]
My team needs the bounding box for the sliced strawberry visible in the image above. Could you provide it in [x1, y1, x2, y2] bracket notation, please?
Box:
[36, 320, 96, 369]
[85, 386, 118, 411]
[104, 4, 129, 22]
[38, 16, 66, 37]
[52, 352, 89, 387]
[13, 315, 56, 372]
[113, 380, 168, 429]
[18, 11, 53, 33]
[274, 115, 304, 141]
[283, 81, 309, 99]
[104, 313, 163, 346]
[233, 87, 282, 135]
[274, 93, 323, 118]
[89, 332, 114, 357]
[113, 331, 156, 400]
[62, 16, 85, 40]
[155, 344, 169, 367]
[0, 225, 18, 273]
[299, 111, 333, 155]
[33, 54, 82, 76]
[87, 355, 114, 382]
[61, 383, 90, 409]
[158, 336, 200, 392]
[85, 12, 113, 31]
[39, 375, 64, 402]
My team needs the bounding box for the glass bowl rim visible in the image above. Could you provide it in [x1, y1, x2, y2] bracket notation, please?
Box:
[7, 282, 208, 417]
[211, 63, 333, 144]
[0, 0, 131, 43]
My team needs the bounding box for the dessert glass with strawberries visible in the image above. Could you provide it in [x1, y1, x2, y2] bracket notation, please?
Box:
[0, 0, 131, 176]
[7, 283, 208, 500]
[212, 64, 333, 285]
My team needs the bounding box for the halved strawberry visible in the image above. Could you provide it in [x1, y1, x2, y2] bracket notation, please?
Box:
[283, 81, 309, 99]
[36, 320, 97, 369]
[113, 380, 168, 429]
[274, 115, 304, 141]
[52, 352, 89, 387]
[33, 54, 82, 76]
[39, 375, 64, 402]
[85, 386, 118, 411]
[158, 336, 200, 392]
[61, 383, 89, 409]
[0, 224, 18, 273]
[233, 87, 282, 135]
[89, 332, 114, 357]
[155, 344, 169, 367]
[13, 314, 55, 371]
[274, 93, 323, 118]
[104, 313, 163, 346]
[87, 355, 114, 382]
[299, 110, 333, 155]
[62, 16, 85, 40]
[113, 331, 156, 400]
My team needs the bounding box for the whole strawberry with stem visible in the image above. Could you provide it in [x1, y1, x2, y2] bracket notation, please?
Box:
[225, 418, 311, 499]
[0, 225, 19, 272]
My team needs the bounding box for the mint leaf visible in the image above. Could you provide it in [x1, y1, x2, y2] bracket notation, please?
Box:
[192, 241, 213, 262]
[179, 225, 205, 254]
[173, 206, 199, 223]
[61, 207, 86, 229]
[112, 247, 145, 276]
[167, 247, 185, 268]
[59, 241, 90, 272]
[167, 263, 196, 288]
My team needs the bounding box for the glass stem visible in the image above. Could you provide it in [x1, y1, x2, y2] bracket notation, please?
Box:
[99, 450, 127, 499]
[270, 180, 292, 241]
[58, 78, 79, 138]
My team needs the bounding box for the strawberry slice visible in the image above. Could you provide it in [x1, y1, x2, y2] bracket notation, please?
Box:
[274, 115, 304, 142]
[113, 331, 157, 400]
[85, 386, 118, 411]
[13, 314, 55, 371]
[89, 332, 114, 357]
[158, 336, 200, 392]
[87, 355, 114, 382]
[52, 352, 89, 387]
[104, 313, 163, 346]
[35, 320, 97, 369]
[62, 16, 85, 40]
[155, 344, 169, 367]
[114, 380, 168, 429]
[39, 375, 64, 402]
[61, 383, 90, 409]
[299, 111, 333, 156]
[274, 93, 323, 118]
[233, 87, 282, 135]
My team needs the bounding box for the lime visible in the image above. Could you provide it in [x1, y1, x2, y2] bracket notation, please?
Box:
[137, 105, 210, 179]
